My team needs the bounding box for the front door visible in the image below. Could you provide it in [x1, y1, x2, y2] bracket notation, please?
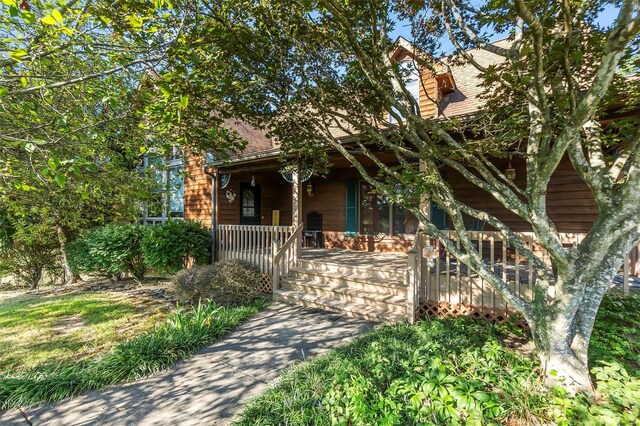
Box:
[240, 183, 261, 225]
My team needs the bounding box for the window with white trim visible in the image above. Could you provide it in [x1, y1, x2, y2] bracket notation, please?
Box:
[141, 154, 184, 224]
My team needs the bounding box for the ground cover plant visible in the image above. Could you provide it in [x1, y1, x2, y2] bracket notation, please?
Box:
[0, 298, 265, 409]
[0, 292, 167, 375]
[236, 294, 640, 425]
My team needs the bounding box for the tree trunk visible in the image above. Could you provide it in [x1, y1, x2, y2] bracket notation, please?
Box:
[55, 225, 76, 285]
[537, 332, 594, 394]
[529, 252, 626, 395]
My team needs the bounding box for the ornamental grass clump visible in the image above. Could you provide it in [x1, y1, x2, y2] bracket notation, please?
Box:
[174, 259, 265, 306]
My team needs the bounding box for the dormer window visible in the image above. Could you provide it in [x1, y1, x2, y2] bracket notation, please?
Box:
[389, 59, 420, 123]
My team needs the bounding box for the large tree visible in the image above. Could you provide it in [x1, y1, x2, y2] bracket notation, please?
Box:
[150, 0, 640, 393]
[0, 0, 176, 284]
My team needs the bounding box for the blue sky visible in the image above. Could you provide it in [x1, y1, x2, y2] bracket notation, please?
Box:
[388, 3, 622, 56]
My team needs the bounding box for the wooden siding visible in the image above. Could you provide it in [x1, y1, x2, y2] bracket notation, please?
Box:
[447, 156, 599, 233]
[184, 155, 212, 227]
[419, 68, 438, 119]
[217, 170, 292, 226]
[185, 153, 603, 251]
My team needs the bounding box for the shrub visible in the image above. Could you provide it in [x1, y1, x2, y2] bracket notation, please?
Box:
[0, 223, 61, 289]
[142, 220, 211, 273]
[67, 224, 146, 281]
[66, 234, 94, 276]
[174, 259, 264, 306]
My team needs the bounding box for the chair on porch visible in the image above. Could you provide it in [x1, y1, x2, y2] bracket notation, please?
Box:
[303, 211, 323, 248]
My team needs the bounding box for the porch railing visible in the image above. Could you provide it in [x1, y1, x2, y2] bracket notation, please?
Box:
[406, 230, 640, 323]
[272, 223, 303, 291]
[218, 224, 295, 276]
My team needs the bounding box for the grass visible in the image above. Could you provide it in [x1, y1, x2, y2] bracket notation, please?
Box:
[0, 292, 167, 374]
[236, 293, 640, 425]
[0, 297, 266, 410]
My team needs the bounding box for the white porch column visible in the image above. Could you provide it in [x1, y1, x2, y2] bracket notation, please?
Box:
[292, 171, 303, 227]
[292, 171, 303, 259]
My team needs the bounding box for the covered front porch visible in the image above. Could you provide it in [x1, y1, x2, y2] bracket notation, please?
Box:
[209, 154, 640, 324]
[212, 153, 421, 255]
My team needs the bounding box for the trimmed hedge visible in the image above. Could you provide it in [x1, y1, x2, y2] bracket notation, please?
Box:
[142, 220, 211, 273]
[67, 220, 211, 280]
[67, 224, 146, 280]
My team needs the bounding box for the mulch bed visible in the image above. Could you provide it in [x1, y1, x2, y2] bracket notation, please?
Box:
[1, 276, 179, 309]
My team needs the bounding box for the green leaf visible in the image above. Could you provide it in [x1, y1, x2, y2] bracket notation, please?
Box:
[9, 49, 28, 62]
[0, 88, 8, 97]
[24, 143, 35, 153]
[472, 391, 491, 402]
[41, 15, 57, 25]
[54, 173, 67, 187]
[179, 95, 189, 109]
[21, 11, 36, 24]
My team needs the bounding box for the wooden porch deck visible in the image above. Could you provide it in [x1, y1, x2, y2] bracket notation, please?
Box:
[300, 248, 407, 271]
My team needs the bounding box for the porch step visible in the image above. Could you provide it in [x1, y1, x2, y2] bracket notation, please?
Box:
[299, 259, 405, 282]
[291, 269, 405, 296]
[281, 278, 407, 315]
[273, 289, 406, 323]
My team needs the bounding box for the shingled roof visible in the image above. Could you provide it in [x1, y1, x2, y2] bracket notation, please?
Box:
[437, 39, 509, 118]
[224, 38, 507, 160]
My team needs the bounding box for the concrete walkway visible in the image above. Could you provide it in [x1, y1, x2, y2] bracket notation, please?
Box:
[1, 303, 374, 426]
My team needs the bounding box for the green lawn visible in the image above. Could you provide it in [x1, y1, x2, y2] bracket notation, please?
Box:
[236, 294, 640, 425]
[0, 295, 266, 409]
[0, 292, 167, 374]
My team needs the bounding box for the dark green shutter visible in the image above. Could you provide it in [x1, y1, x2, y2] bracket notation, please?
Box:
[345, 180, 358, 237]
[430, 202, 447, 230]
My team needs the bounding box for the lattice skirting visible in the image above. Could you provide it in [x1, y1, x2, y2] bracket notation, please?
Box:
[416, 299, 530, 332]
[258, 273, 272, 294]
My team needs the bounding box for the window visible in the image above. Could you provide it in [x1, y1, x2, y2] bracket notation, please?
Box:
[242, 189, 255, 217]
[358, 182, 418, 235]
[168, 165, 184, 218]
[389, 59, 420, 124]
[141, 154, 184, 224]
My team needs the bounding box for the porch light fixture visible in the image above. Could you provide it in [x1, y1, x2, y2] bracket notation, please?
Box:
[505, 159, 516, 181]
[251, 175, 256, 187]
[306, 182, 314, 197]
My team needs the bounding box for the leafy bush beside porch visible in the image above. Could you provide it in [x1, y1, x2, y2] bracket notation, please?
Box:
[67, 220, 211, 280]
